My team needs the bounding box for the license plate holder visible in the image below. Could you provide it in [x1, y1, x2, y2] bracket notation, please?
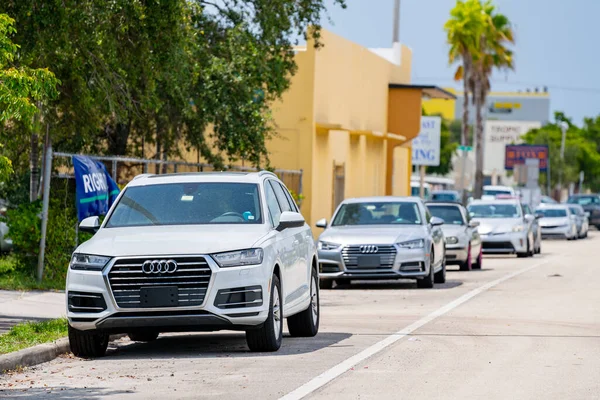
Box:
[140, 286, 179, 308]
[357, 255, 381, 268]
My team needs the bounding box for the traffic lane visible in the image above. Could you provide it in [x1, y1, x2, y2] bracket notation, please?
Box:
[0, 243, 563, 399]
[309, 234, 599, 399]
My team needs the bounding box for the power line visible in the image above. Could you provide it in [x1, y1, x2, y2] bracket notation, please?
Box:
[412, 77, 600, 94]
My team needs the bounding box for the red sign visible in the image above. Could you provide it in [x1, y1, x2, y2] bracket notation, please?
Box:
[505, 145, 548, 171]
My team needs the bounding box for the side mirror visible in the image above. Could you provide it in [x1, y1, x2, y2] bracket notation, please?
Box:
[468, 220, 480, 228]
[79, 216, 100, 233]
[524, 214, 534, 223]
[277, 211, 305, 231]
[430, 216, 444, 226]
[585, 212, 591, 218]
[315, 218, 327, 229]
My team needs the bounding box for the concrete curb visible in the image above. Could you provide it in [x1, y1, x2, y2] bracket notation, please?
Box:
[0, 334, 125, 374]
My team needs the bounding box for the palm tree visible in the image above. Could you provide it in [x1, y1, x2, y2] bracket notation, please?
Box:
[471, 3, 515, 199]
[444, 0, 487, 201]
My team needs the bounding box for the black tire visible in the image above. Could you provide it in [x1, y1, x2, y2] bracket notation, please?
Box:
[459, 245, 472, 271]
[434, 258, 446, 284]
[319, 278, 333, 290]
[246, 274, 283, 352]
[128, 331, 159, 342]
[517, 238, 531, 258]
[288, 270, 320, 337]
[417, 250, 435, 289]
[472, 248, 483, 269]
[69, 325, 109, 358]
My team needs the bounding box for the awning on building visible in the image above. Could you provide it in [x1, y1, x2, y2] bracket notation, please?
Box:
[388, 84, 456, 100]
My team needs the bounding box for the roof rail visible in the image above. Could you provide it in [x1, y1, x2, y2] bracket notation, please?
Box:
[132, 173, 155, 181]
[258, 170, 278, 178]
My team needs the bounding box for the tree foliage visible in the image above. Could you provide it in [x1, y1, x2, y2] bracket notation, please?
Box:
[0, 0, 346, 174]
[522, 112, 600, 192]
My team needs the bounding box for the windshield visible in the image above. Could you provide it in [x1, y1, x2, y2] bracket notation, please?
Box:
[332, 202, 422, 226]
[106, 182, 263, 227]
[483, 189, 512, 196]
[536, 208, 567, 218]
[468, 204, 521, 219]
[428, 205, 464, 225]
[568, 196, 599, 206]
[431, 193, 458, 201]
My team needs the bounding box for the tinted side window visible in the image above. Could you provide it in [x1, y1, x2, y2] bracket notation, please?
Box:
[264, 182, 282, 227]
[279, 182, 299, 212]
[523, 204, 532, 215]
[269, 180, 292, 213]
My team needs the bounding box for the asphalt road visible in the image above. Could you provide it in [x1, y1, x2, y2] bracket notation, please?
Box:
[1, 233, 599, 399]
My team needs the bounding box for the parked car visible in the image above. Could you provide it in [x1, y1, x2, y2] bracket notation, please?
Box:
[567, 204, 589, 238]
[66, 171, 319, 357]
[316, 197, 446, 289]
[482, 185, 516, 200]
[410, 181, 431, 200]
[540, 195, 558, 204]
[426, 201, 482, 271]
[536, 205, 579, 240]
[430, 190, 461, 202]
[567, 194, 600, 229]
[467, 199, 541, 257]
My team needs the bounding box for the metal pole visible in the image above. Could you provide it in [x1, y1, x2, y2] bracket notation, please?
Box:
[37, 145, 52, 283]
[419, 165, 425, 199]
[558, 122, 567, 200]
[392, 0, 400, 43]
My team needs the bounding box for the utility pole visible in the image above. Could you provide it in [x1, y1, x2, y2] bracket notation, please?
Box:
[392, 0, 400, 43]
[558, 121, 568, 200]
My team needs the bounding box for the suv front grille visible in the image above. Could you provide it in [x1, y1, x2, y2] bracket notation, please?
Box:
[342, 245, 397, 269]
[108, 257, 212, 308]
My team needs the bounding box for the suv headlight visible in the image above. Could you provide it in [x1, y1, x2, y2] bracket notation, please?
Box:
[212, 248, 264, 268]
[512, 224, 525, 232]
[446, 236, 459, 245]
[318, 241, 341, 251]
[70, 254, 111, 271]
[397, 239, 425, 249]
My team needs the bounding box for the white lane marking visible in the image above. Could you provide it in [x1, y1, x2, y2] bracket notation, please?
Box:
[280, 259, 552, 400]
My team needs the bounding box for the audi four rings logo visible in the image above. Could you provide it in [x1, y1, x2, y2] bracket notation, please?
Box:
[142, 259, 178, 274]
[360, 245, 379, 254]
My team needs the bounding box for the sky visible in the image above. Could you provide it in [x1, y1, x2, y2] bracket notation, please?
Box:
[321, 0, 600, 125]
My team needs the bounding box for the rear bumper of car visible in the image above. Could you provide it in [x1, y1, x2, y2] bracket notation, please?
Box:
[480, 232, 527, 254]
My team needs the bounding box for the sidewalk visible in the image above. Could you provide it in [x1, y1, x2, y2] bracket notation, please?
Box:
[0, 290, 65, 334]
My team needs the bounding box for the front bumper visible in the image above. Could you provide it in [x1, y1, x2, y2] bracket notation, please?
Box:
[480, 231, 528, 254]
[318, 245, 430, 281]
[66, 255, 270, 332]
[541, 225, 571, 238]
[445, 245, 468, 264]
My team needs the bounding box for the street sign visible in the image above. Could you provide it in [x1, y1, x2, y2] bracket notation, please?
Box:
[412, 116, 441, 166]
[458, 145, 472, 152]
[505, 144, 549, 172]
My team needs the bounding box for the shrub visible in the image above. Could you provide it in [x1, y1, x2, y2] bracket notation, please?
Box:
[5, 201, 41, 271]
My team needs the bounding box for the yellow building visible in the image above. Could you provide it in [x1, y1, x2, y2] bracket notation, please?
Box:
[267, 29, 454, 231]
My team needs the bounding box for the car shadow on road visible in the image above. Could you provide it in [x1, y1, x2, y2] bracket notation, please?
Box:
[0, 387, 130, 399]
[330, 280, 463, 290]
[103, 331, 352, 360]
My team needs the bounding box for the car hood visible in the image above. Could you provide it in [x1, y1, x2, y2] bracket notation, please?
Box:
[76, 224, 271, 257]
[539, 217, 569, 227]
[440, 224, 467, 238]
[472, 218, 522, 235]
[318, 225, 426, 245]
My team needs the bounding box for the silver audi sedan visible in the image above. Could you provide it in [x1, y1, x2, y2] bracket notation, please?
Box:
[315, 197, 446, 289]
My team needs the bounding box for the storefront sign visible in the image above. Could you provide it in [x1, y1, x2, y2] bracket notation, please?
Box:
[412, 116, 441, 167]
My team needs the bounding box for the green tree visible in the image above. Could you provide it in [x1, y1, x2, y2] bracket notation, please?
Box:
[470, 2, 514, 198]
[444, 0, 487, 197]
[0, 13, 58, 187]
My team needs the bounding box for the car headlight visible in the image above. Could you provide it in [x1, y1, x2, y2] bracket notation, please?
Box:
[70, 254, 111, 271]
[318, 241, 341, 251]
[512, 224, 526, 232]
[212, 248, 264, 268]
[397, 239, 425, 249]
[446, 236, 459, 245]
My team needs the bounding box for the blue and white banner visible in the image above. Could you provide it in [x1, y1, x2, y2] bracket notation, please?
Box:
[73, 156, 120, 222]
[412, 116, 441, 167]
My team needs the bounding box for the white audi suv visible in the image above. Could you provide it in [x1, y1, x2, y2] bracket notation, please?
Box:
[66, 171, 319, 357]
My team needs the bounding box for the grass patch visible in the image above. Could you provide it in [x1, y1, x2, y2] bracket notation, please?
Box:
[0, 318, 68, 355]
[0, 255, 65, 291]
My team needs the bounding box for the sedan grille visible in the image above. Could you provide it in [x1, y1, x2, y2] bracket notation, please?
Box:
[342, 245, 397, 269]
[108, 257, 211, 308]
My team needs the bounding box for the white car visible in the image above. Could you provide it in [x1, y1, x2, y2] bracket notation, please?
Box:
[66, 171, 319, 357]
[482, 185, 516, 200]
[536, 205, 579, 240]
